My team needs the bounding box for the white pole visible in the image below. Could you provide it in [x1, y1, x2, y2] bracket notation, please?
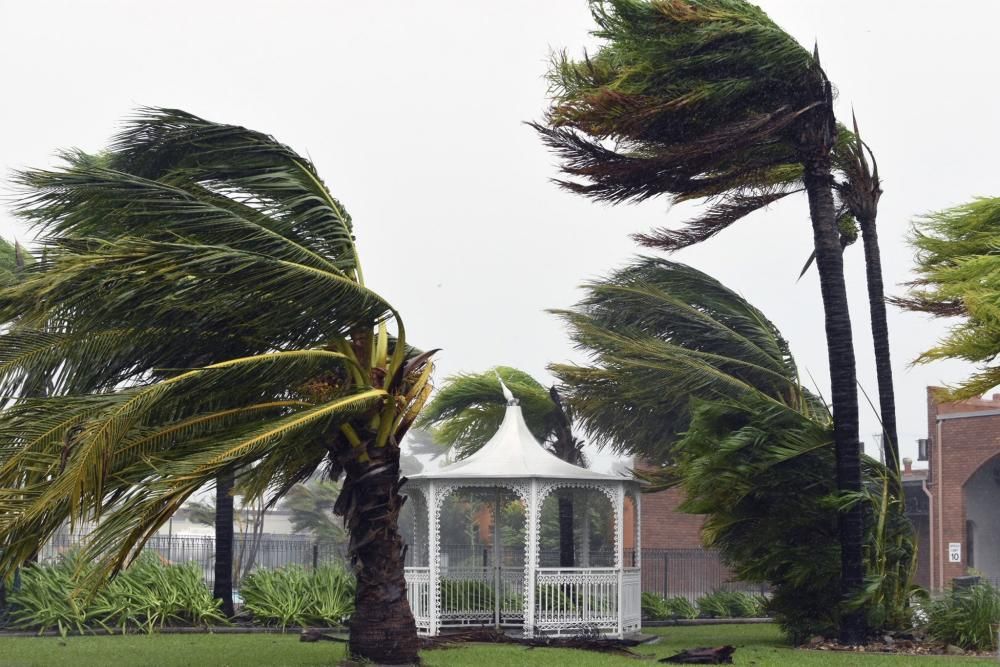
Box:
[494, 488, 501, 629]
[524, 480, 539, 638]
[428, 482, 440, 636]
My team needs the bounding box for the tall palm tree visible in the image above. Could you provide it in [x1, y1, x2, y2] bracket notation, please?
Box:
[833, 120, 900, 498]
[415, 367, 585, 566]
[534, 0, 865, 641]
[635, 115, 901, 504]
[0, 109, 433, 664]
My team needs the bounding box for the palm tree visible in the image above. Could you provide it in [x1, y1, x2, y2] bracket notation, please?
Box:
[415, 367, 584, 566]
[552, 256, 913, 639]
[634, 114, 902, 505]
[894, 197, 1000, 398]
[0, 109, 433, 664]
[534, 0, 865, 641]
[283, 479, 348, 545]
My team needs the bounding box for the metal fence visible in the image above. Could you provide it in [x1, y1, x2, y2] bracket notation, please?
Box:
[636, 548, 768, 601]
[37, 532, 346, 589]
[34, 534, 761, 600]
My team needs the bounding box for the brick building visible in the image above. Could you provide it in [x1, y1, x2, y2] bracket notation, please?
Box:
[915, 388, 1000, 590]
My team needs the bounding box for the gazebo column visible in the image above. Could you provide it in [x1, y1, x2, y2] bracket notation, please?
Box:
[523, 479, 540, 638]
[428, 481, 440, 636]
[615, 483, 625, 638]
[493, 488, 501, 628]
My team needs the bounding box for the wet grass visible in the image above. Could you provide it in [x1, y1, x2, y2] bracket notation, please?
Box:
[0, 624, 993, 666]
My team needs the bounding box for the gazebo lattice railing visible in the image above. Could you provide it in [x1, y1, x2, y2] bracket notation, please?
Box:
[404, 386, 641, 638]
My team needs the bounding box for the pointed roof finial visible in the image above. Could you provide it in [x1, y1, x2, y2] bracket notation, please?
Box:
[495, 371, 518, 406]
[813, 39, 820, 66]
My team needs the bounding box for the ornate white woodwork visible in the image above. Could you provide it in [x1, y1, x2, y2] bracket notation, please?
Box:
[403, 399, 641, 638]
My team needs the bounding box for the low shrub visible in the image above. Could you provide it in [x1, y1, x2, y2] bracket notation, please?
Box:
[696, 590, 767, 619]
[240, 564, 354, 629]
[7, 551, 226, 636]
[925, 581, 1000, 651]
[641, 592, 698, 620]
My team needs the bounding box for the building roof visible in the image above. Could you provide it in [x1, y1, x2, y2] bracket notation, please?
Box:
[409, 402, 632, 483]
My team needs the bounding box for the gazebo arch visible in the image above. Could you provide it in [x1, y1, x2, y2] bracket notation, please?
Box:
[404, 386, 641, 638]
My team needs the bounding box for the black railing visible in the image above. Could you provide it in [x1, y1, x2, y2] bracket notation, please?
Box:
[34, 534, 763, 600]
[37, 532, 346, 589]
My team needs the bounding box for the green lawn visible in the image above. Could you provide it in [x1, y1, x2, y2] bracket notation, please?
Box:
[0, 625, 992, 666]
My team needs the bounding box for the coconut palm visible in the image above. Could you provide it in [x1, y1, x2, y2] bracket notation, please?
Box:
[534, 0, 865, 641]
[894, 197, 1000, 398]
[415, 367, 584, 565]
[0, 108, 433, 664]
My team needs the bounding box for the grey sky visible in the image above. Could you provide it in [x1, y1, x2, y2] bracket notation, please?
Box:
[2, 0, 998, 469]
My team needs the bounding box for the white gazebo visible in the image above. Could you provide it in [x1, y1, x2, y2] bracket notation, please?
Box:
[403, 385, 641, 638]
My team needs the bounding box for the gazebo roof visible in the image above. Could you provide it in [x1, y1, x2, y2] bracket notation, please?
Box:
[409, 401, 630, 482]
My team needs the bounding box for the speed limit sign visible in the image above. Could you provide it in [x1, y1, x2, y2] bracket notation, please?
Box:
[948, 543, 962, 563]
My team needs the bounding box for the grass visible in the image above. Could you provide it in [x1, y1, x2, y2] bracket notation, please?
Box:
[0, 625, 994, 666]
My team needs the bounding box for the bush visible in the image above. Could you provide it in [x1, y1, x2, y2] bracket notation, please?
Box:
[240, 564, 354, 629]
[641, 592, 698, 620]
[7, 551, 226, 636]
[926, 581, 1000, 651]
[696, 591, 767, 619]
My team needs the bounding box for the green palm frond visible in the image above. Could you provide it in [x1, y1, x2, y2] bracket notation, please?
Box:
[0, 108, 435, 612]
[894, 197, 1000, 399]
[415, 367, 556, 459]
[550, 256, 810, 456]
[535, 0, 827, 207]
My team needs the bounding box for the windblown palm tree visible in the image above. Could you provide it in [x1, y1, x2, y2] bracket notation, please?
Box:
[0, 109, 433, 664]
[415, 367, 584, 566]
[552, 256, 914, 639]
[534, 0, 865, 641]
[636, 114, 901, 504]
[894, 197, 1000, 398]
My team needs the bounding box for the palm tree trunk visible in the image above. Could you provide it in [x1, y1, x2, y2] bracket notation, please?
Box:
[549, 387, 579, 568]
[859, 217, 901, 498]
[557, 493, 575, 567]
[213, 470, 236, 618]
[801, 144, 866, 645]
[341, 442, 418, 665]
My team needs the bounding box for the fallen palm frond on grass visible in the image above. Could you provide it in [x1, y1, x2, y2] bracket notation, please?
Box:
[418, 626, 646, 657]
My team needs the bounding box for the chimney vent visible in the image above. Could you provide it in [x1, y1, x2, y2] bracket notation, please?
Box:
[902, 457, 913, 474]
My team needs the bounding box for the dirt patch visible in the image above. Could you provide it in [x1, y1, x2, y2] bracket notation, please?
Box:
[803, 632, 995, 658]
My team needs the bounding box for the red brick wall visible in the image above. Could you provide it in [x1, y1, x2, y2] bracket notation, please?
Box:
[639, 485, 704, 550]
[925, 387, 1000, 589]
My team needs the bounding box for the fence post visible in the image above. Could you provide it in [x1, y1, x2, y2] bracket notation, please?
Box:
[663, 552, 669, 597]
[312, 543, 319, 571]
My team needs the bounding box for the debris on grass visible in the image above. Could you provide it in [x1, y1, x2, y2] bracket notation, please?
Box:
[660, 645, 735, 664]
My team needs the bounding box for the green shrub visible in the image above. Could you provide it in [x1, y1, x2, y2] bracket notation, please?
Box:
[696, 591, 767, 619]
[926, 581, 1000, 651]
[7, 551, 226, 636]
[641, 592, 698, 620]
[240, 564, 353, 629]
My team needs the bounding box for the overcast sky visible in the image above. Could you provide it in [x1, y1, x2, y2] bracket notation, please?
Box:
[2, 0, 998, 469]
